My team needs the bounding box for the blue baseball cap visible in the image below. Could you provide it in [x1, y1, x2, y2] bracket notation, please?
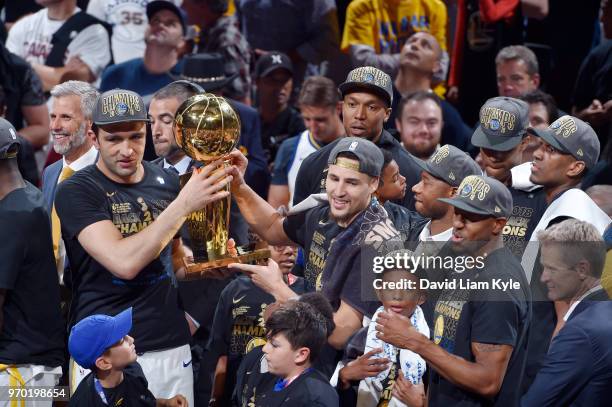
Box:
[68, 308, 133, 369]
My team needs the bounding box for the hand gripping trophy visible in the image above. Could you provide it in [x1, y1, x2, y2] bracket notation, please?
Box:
[174, 93, 269, 278]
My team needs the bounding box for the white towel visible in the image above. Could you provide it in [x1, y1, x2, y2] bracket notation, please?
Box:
[510, 162, 542, 192]
[356, 305, 429, 407]
[521, 188, 612, 282]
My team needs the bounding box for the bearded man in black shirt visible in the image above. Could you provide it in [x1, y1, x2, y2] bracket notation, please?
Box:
[55, 89, 233, 406]
[376, 175, 531, 407]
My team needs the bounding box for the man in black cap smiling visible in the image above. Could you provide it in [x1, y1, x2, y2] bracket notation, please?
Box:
[254, 51, 306, 164]
[293, 66, 421, 211]
[376, 174, 531, 407]
[226, 137, 402, 351]
[55, 89, 233, 404]
[0, 117, 65, 401]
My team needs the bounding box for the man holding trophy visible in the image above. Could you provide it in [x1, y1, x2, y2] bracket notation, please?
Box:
[55, 89, 235, 404]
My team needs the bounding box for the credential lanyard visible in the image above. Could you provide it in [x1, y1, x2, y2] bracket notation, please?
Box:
[94, 377, 109, 405]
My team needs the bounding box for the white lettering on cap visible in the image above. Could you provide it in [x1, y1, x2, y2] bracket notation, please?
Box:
[8, 128, 16, 140]
[349, 141, 358, 151]
[271, 55, 282, 64]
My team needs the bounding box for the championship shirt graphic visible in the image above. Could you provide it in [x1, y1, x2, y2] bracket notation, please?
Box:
[433, 286, 470, 354]
[230, 301, 268, 356]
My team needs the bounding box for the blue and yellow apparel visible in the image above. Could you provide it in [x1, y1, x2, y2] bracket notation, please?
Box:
[429, 247, 530, 407]
[55, 161, 191, 354]
[0, 182, 65, 371]
[233, 346, 339, 407]
[341, 0, 448, 56]
[207, 275, 306, 405]
[69, 363, 156, 406]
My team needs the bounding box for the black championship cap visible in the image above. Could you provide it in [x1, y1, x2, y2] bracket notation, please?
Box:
[93, 89, 150, 126]
[180, 53, 237, 92]
[438, 175, 513, 218]
[0, 118, 19, 159]
[254, 52, 293, 78]
[339, 66, 393, 106]
[146, 0, 187, 35]
[471, 97, 529, 151]
[527, 115, 600, 168]
[327, 137, 384, 177]
[413, 144, 482, 187]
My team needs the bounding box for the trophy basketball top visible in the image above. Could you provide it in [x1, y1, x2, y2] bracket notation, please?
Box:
[174, 93, 241, 162]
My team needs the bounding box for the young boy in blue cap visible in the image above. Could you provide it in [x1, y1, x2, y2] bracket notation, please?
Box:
[68, 308, 188, 406]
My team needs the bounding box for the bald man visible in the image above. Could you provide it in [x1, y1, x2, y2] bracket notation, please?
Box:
[387, 32, 472, 152]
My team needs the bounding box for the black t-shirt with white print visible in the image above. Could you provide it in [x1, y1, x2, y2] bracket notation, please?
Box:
[55, 161, 190, 354]
[283, 203, 345, 292]
[502, 187, 547, 258]
[207, 275, 306, 405]
[428, 247, 531, 407]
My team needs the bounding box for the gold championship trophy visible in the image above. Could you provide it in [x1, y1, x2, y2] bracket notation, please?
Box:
[174, 93, 270, 278]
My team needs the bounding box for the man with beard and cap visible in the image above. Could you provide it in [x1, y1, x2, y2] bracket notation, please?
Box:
[519, 115, 611, 394]
[376, 174, 531, 407]
[471, 96, 548, 259]
[292, 66, 421, 211]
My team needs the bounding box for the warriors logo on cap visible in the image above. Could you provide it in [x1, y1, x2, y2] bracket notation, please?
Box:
[480, 107, 516, 134]
[458, 175, 491, 201]
[347, 67, 390, 88]
[101, 92, 142, 119]
[116, 102, 128, 116]
[550, 116, 578, 138]
[94, 89, 150, 125]
[430, 145, 450, 164]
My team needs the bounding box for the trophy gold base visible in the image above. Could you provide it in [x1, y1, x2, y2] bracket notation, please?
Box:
[182, 245, 271, 280]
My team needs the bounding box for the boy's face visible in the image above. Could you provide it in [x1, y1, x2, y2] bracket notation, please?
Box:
[377, 160, 407, 201]
[262, 332, 308, 378]
[269, 245, 297, 274]
[377, 270, 424, 319]
[104, 335, 137, 369]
